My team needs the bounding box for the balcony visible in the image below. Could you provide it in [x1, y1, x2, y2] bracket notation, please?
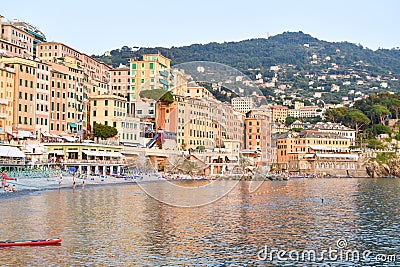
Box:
[0, 99, 8, 105]
[159, 70, 169, 77]
[0, 113, 8, 119]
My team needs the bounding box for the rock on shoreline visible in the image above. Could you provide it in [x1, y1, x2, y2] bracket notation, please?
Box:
[366, 158, 400, 178]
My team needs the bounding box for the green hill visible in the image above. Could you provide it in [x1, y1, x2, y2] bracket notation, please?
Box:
[93, 32, 400, 104]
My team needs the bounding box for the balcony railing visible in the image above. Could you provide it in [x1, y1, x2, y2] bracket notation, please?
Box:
[0, 99, 8, 105]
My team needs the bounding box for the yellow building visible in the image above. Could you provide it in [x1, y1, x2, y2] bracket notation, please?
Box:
[276, 130, 357, 174]
[270, 105, 288, 123]
[0, 57, 37, 134]
[0, 62, 14, 140]
[90, 94, 127, 139]
[130, 54, 171, 100]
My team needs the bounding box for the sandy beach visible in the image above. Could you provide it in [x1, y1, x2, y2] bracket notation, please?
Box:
[0, 173, 162, 197]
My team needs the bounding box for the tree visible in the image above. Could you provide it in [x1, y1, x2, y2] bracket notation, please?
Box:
[344, 109, 370, 139]
[140, 89, 174, 104]
[372, 104, 390, 125]
[285, 116, 296, 126]
[93, 123, 118, 140]
[388, 98, 400, 119]
[324, 107, 347, 123]
[373, 124, 391, 135]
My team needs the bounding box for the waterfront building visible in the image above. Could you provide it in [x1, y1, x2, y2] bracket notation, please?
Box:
[44, 142, 125, 176]
[35, 61, 51, 135]
[48, 58, 84, 136]
[0, 57, 37, 134]
[0, 62, 14, 140]
[244, 109, 272, 167]
[275, 130, 363, 175]
[306, 122, 356, 144]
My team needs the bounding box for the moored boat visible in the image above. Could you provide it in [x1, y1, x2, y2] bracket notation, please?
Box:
[0, 238, 62, 247]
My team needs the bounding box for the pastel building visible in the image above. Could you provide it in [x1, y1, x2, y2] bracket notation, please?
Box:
[232, 97, 255, 113]
[0, 17, 35, 58]
[110, 66, 130, 97]
[270, 105, 288, 123]
[4, 18, 46, 58]
[37, 42, 110, 84]
[275, 131, 353, 173]
[49, 58, 84, 135]
[129, 54, 171, 100]
[35, 61, 51, 134]
[89, 94, 127, 135]
[0, 62, 14, 139]
[0, 57, 37, 133]
[244, 109, 272, 166]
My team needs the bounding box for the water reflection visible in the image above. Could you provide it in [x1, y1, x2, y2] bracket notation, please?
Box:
[0, 179, 398, 266]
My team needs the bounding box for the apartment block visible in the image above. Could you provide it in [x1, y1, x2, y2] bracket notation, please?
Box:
[129, 54, 171, 101]
[0, 57, 37, 133]
[110, 66, 130, 97]
[270, 105, 288, 122]
[0, 62, 14, 139]
[35, 61, 50, 134]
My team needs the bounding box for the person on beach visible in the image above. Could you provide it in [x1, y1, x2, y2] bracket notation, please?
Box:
[82, 180, 85, 191]
[73, 180, 76, 190]
[12, 184, 17, 192]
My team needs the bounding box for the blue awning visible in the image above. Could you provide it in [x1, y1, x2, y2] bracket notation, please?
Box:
[159, 78, 169, 86]
[68, 122, 77, 128]
[159, 70, 169, 77]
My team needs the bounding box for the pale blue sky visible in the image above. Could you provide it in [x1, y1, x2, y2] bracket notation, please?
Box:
[2, 0, 399, 55]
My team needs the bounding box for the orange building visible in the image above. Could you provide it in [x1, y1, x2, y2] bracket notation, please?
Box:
[0, 62, 14, 140]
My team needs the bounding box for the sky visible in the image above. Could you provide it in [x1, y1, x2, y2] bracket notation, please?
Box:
[1, 0, 400, 55]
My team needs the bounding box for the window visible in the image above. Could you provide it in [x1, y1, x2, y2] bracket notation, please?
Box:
[132, 63, 136, 70]
[105, 100, 108, 106]
[149, 63, 154, 69]
[105, 110, 108, 116]
[93, 110, 96, 116]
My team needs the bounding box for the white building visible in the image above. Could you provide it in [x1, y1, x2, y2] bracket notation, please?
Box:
[231, 97, 255, 113]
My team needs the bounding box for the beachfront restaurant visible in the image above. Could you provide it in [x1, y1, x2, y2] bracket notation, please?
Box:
[43, 143, 126, 177]
[0, 145, 26, 171]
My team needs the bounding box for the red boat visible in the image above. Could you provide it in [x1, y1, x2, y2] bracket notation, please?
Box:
[0, 238, 62, 247]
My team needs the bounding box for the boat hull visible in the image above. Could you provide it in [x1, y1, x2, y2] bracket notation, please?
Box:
[0, 238, 62, 247]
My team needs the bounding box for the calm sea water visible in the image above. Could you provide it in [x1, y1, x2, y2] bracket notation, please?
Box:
[0, 179, 399, 266]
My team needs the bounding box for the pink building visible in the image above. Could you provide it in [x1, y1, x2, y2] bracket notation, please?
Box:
[35, 61, 51, 134]
[0, 39, 25, 58]
[110, 66, 130, 97]
[0, 17, 34, 58]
